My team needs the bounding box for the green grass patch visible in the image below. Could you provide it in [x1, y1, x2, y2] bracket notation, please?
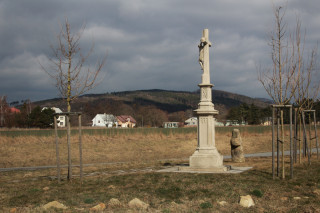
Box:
[1, 160, 320, 212]
[251, 189, 263, 197]
[83, 198, 95, 204]
[200, 201, 213, 209]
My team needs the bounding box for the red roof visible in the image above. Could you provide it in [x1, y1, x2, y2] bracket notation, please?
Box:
[116, 115, 136, 123]
[9, 107, 20, 113]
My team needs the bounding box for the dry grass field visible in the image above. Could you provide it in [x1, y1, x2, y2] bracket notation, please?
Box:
[0, 127, 320, 212]
[0, 127, 298, 168]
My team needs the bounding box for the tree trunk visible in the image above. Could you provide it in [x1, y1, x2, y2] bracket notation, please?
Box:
[67, 115, 72, 180]
[299, 112, 302, 163]
[308, 113, 312, 157]
[79, 114, 83, 181]
[281, 109, 285, 179]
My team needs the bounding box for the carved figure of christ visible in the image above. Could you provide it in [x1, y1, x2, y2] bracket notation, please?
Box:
[198, 29, 212, 85]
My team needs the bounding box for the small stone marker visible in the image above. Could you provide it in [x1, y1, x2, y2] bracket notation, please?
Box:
[217, 201, 228, 206]
[239, 195, 255, 207]
[42, 186, 50, 191]
[128, 198, 149, 210]
[9, 208, 17, 213]
[230, 129, 245, 162]
[108, 198, 122, 207]
[313, 189, 320, 195]
[90, 203, 106, 211]
[42, 201, 67, 210]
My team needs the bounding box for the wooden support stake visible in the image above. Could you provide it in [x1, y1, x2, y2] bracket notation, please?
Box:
[314, 112, 319, 159]
[309, 113, 312, 158]
[293, 108, 297, 163]
[272, 106, 275, 179]
[79, 114, 83, 181]
[277, 110, 280, 177]
[302, 112, 311, 165]
[67, 115, 72, 180]
[54, 116, 61, 182]
[290, 106, 293, 179]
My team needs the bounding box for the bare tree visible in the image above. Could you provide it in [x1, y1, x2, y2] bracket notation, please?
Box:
[42, 18, 107, 180]
[258, 6, 296, 179]
[292, 18, 320, 162]
[292, 18, 320, 111]
[43, 19, 106, 112]
[259, 5, 320, 177]
[259, 6, 296, 105]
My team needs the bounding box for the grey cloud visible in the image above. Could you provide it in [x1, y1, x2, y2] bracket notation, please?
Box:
[0, 0, 319, 102]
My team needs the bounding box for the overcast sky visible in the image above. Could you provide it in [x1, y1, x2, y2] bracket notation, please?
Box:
[0, 0, 319, 103]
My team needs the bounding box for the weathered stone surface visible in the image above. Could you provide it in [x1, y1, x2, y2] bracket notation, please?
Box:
[108, 185, 116, 189]
[230, 129, 245, 162]
[23, 173, 32, 178]
[108, 198, 122, 207]
[128, 198, 149, 210]
[90, 203, 106, 211]
[42, 201, 67, 210]
[217, 201, 228, 206]
[239, 195, 255, 208]
[9, 208, 17, 213]
[43, 186, 50, 191]
[313, 189, 320, 195]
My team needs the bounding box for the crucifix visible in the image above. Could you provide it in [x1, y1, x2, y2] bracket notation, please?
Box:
[181, 29, 227, 172]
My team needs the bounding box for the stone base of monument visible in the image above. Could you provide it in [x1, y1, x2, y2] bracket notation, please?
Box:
[178, 165, 230, 172]
[157, 165, 251, 174]
[177, 148, 229, 172]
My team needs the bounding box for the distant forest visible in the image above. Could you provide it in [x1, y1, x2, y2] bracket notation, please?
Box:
[3, 89, 318, 128]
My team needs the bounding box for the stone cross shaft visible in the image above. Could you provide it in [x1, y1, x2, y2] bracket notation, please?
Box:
[196, 29, 217, 114]
[198, 29, 212, 85]
[187, 29, 226, 171]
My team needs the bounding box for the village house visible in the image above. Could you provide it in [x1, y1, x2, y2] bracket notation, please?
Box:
[42, 107, 65, 127]
[163, 122, 179, 128]
[92, 114, 117, 127]
[261, 117, 272, 126]
[184, 117, 224, 127]
[9, 107, 20, 113]
[225, 120, 247, 126]
[215, 119, 225, 126]
[116, 115, 136, 128]
[185, 117, 197, 126]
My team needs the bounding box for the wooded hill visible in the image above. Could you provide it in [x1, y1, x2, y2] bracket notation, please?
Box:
[34, 89, 270, 127]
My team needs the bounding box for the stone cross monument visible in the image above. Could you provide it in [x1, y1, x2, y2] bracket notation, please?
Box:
[183, 29, 227, 172]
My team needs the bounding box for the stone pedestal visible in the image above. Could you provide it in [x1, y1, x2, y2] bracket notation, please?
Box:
[188, 94, 226, 171]
[181, 29, 228, 172]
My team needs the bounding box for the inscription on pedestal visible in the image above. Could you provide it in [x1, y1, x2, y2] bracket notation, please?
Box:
[202, 89, 208, 100]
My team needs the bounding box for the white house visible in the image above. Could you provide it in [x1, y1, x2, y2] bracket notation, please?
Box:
[42, 107, 65, 128]
[185, 117, 197, 126]
[163, 122, 179, 128]
[225, 120, 247, 126]
[215, 119, 225, 126]
[92, 114, 117, 127]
